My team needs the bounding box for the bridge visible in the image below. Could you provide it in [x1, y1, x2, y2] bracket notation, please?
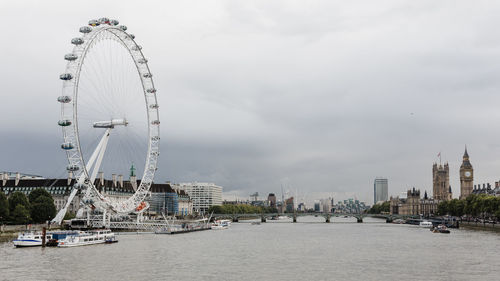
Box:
[212, 213, 417, 223]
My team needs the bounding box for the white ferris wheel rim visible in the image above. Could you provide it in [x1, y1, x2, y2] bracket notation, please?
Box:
[58, 18, 160, 214]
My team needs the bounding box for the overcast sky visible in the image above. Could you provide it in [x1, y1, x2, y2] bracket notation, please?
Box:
[1, 0, 500, 205]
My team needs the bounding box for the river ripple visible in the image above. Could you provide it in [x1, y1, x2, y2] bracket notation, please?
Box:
[1, 216, 499, 281]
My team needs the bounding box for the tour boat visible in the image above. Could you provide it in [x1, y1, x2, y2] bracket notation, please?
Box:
[46, 230, 81, 246]
[58, 229, 117, 247]
[392, 219, 406, 224]
[419, 221, 433, 228]
[431, 224, 450, 234]
[211, 219, 231, 230]
[12, 232, 52, 247]
[271, 215, 289, 220]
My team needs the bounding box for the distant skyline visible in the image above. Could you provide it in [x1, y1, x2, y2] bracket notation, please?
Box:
[2, 1, 500, 204]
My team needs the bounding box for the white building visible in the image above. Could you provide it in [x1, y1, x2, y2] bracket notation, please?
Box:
[320, 198, 334, 213]
[176, 182, 223, 213]
[374, 177, 389, 204]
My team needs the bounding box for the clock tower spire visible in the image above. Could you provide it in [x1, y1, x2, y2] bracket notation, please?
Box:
[460, 146, 473, 199]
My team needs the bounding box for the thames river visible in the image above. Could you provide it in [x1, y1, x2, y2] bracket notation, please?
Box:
[1, 216, 499, 281]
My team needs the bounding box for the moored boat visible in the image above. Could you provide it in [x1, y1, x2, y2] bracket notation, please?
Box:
[12, 232, 52, 247]
[58, 229, 116, 247]
[46, 230, 80, 247]
[419, 221, 433, 228]
[211, 219, 231, 230]
[431, 224, 450, 234]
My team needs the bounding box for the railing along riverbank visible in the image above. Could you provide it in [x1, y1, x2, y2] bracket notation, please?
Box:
[460, 220, 500, 231]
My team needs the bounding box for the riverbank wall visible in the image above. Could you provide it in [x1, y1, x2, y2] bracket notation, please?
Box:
[1, 223, 58, 233]
[460, 221, 500, 231]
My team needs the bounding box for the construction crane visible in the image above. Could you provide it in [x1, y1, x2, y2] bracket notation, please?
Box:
[250, 192, 259, 202]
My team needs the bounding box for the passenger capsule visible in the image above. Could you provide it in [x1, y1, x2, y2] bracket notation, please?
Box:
[79, 26, 92, 33]
[146, 88, 156, 93]
[129, 34, 135, 40]
[60, 73, 73, 80]
[138, 58, 148, 64]
[143, 73, 152, 78]
[71, 37, 84, 45]
[64, 53, 78, 61]
[151, 120, 160, 125]
[99, 17, 110, 24]
[61, 142, 74, 150]
[66, 164, 79, 172]
[132, 45, 142, 51]
[88, 19, 100, 26]
[73, 183, 85, 190]
[149, 104, 159, 109]
[110, 19, 119, 26]
[57, 96, 72, 103]
[58, 119, 72, 126]
[119, 25, 127, 31]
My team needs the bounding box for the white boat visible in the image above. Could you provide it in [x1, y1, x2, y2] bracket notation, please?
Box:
[211, 219, 231, 230]
[419, 221, 433, 228]
[13, 232, 52, 247]
[270, 215, 289, 220]
[58, 229, 116, 247]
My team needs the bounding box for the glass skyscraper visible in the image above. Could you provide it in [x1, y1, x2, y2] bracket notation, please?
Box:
[373, 177, 388, 204]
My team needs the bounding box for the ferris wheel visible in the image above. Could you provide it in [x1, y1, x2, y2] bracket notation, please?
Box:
[53, 18, 160, 224]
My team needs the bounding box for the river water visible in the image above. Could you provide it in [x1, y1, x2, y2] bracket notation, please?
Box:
[1, 216, 499, 281]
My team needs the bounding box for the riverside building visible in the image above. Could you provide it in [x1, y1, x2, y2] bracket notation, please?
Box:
[176, 182, 223, 213]
[0, 172, 135, 214]
[373, 177, 388, 204]
[389, 150, 476, 216]
[1, 172, 193, 216]
[459, 148, 474, 199]
[148, 183, 193, 217]
[389, 188, 438, 216]
[268, 193, 277, 208]
[432, 162, 452, 200]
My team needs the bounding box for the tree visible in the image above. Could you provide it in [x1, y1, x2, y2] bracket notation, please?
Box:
[8, 191, 30, 214]
[455, 200, 465, 217]
[367, 201, 390, 214]
[64, 211, 76, 220]
[30, 196, 57, 223]
[437, 201, 448, 216]
[0, 191, 9, 223]
[11, 204, 30, 224]
[27, 188, 56, 223]
[28, 188, 52, 204]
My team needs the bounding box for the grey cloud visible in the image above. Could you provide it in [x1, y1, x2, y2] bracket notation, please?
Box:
[1, 1, 500, 205]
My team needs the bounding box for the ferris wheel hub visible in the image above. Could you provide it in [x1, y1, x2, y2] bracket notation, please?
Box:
[93, 118, 128, 128]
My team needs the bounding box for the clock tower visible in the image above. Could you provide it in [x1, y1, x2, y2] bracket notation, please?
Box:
[459, 147, 473, 199]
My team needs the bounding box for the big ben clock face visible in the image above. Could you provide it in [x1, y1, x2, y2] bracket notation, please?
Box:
[465, 171, 471, 177]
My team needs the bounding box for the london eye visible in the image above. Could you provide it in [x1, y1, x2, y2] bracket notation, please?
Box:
[53, 18, 160, 224]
